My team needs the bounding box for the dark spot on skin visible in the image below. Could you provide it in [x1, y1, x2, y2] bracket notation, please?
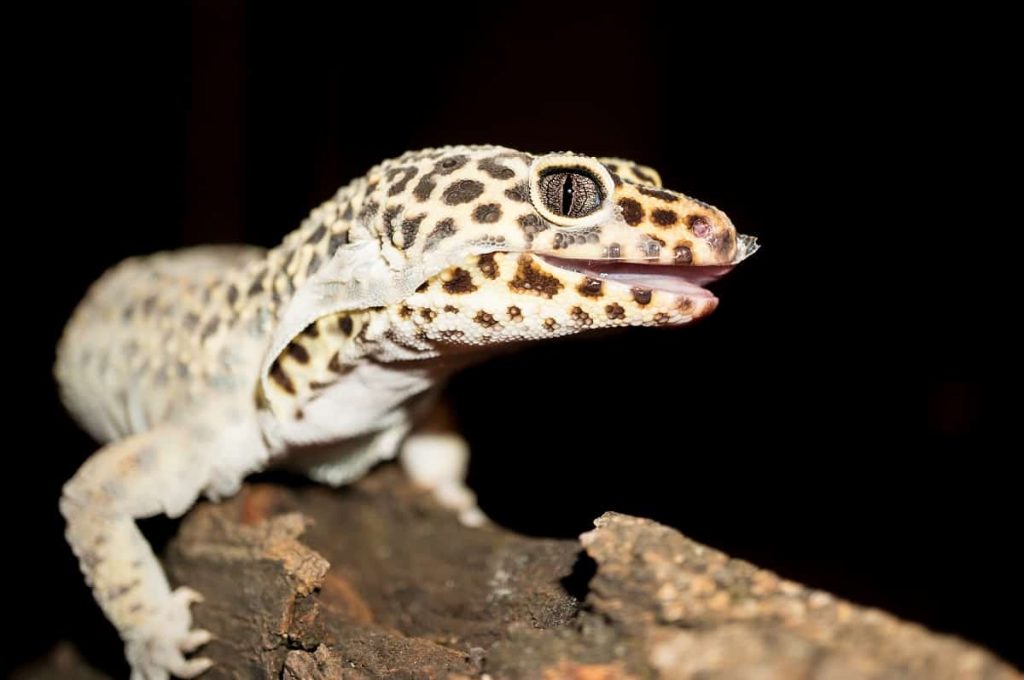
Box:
[302, 322, 320, 338]
[637, 186, 678, 202]
[435, 155, 468, 174]
[306, 224, 327, 244]
[176, 361, 189, 378]
[399, 214, 426, 249]
[328, 351, 348, 374]
[654, 312, 671, 325]
[328, 230, 348, 256]
[183, 312, 200, 330]
[578, 278, 603, 297]
[443, 267, 477, 294]
[387, 166, 418, 196]
[200, 316, 220, 342]
[399, 305, 413, 319]
[358, 200, 379, 223]
[605, 162, 619, 172]
[509, 255, 564, 298]
[632, 288, 652, 305]
[606, 303, 626, 320]
[294, 408, 304, 420]
[309, 379, 338, 390]
[382, 206, 401, 242]
[713, 229, 736, 258]
[398, 329, 423, 346]
[508, 305, 522, 320]
[226, 285, 239, 306]
[122, 304, 135, 322]
[444, 305, 459, 313]
[364, 180, 379, 195]
[412, 175, 437, 202]
[478, 156, 516, 179]
[517, 213, 548, 241]
[674, 245, 693, 264]
[443, 179, 485, 205]
[688, 215, 712, 238]
[105, 579, 141, 601]
[618, 198, 644, 226]
[632, 167, 657, 185]
[248, 270, 266, 297]
[286, 342, 310, 364]
[473, 203, 502, 224]
[142, 295, 158, 315]
[478, 252, 499, 279]
[678, 298, 694, 312]
[505, 182, 529, 202]
[652, 209, 678, 227]
[307, 253, 322, 277]
[570, 306, 593, 326]
[543, 318, 557, 330]
[420, 308, 436, 322]
[424, 218, 457, 252]
[269, 360, 296, 394]
[342, 203, 354, 220]
[339, 316, 353, 336]
[416, 281, 430, 293]
[609, 172, 623, 187]
[281, 249, 296, 274]
[474, 310, 499, 328]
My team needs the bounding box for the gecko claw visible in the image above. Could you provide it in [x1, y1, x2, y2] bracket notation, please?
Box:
[181, 629, 214, 652]
[173, 586, 204, 605]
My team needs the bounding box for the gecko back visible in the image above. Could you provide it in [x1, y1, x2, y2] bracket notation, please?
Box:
[55, 245, 266, 444]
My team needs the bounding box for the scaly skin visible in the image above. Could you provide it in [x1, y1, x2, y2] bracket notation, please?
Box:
[55, 145, 757, 679]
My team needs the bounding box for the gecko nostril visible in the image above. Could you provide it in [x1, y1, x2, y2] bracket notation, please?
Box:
[687, 215, 712, 238]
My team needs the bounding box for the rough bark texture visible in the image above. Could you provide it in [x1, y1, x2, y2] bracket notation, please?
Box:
[19, 467, 1021, 679]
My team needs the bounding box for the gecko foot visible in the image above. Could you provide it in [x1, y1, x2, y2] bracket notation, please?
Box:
[400, 432, 488, 527]
[126, 587, 213, 680]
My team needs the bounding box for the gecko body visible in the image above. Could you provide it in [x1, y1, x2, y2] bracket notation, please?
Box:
[55, 145, 757, 679]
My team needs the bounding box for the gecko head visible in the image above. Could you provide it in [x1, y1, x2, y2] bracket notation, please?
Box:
[373, 146, 758, 349]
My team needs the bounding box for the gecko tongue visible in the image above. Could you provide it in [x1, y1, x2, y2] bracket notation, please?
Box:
[537, 255, 734, 299]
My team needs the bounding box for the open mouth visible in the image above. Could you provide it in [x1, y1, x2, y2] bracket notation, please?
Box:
[537, 257, 734, 299]
[537, 234, 758, 299]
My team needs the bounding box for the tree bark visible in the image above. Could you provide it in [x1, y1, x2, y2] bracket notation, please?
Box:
[18, 466, 1021, 679]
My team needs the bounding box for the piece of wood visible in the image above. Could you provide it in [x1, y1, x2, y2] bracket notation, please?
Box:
[18, 466, 1021, 679]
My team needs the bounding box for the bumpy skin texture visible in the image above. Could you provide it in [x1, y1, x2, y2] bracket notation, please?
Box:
[54, 145, 755, 679]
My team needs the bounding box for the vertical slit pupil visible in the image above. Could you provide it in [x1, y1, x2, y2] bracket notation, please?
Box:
[561, 175, 574, 216]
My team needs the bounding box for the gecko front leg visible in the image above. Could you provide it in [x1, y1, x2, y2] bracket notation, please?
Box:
[60, 405, 269, 680]
[400, 431, 487, 527]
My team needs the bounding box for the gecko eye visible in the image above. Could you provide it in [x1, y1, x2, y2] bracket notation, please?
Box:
[529, 154, 614, 228]
[537, 170, 604, 218]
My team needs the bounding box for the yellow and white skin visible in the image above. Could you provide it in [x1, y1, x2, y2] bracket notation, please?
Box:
[55, 145, 758, 679]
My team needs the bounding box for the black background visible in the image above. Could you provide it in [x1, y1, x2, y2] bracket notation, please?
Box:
[9, 3, 1017, 675]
